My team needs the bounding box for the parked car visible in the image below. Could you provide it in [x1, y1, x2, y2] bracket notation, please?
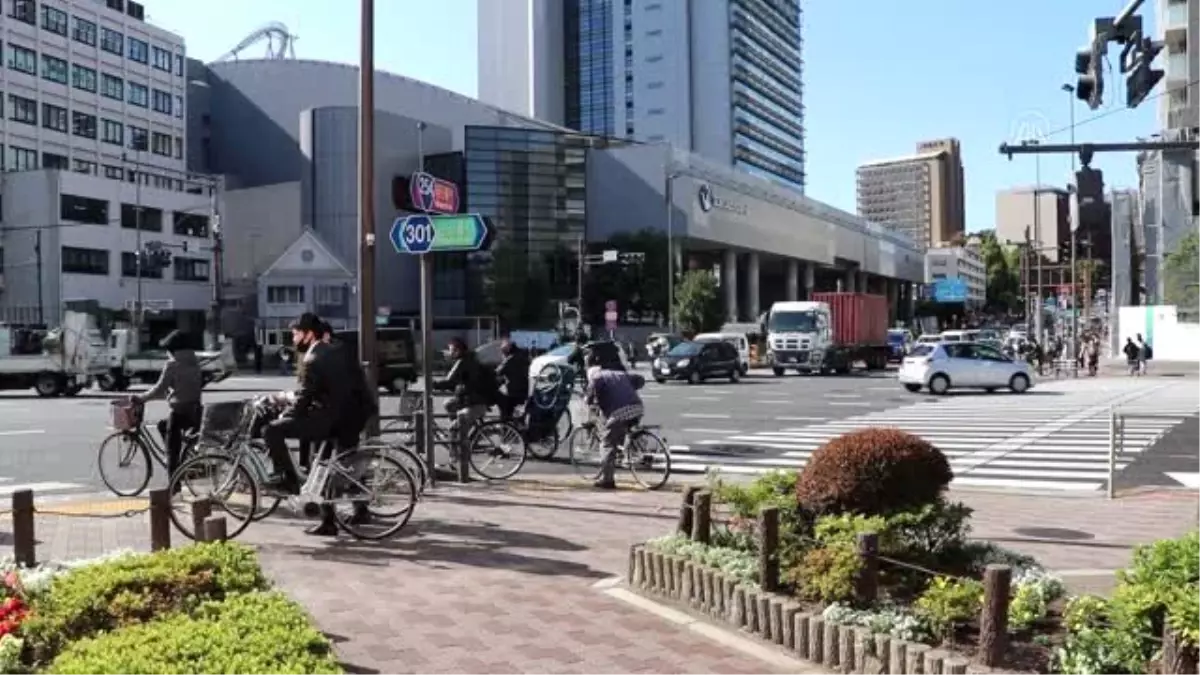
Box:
[653, 340, 742, 384]
[694, 332, 751, 375]
[886, 328, 913, 362]
[898, 342, 1034, 395]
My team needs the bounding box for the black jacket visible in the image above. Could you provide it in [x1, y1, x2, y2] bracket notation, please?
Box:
[434, 352, 489, 407]
[497, 350, 530, 400]
[290, 342, 351, 419]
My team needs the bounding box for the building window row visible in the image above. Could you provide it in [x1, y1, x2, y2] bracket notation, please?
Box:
[15, 0, 185, 74]
[4, 95, 184, 157]
[64, 245, 209, 280]
[61, 192, 210, 238]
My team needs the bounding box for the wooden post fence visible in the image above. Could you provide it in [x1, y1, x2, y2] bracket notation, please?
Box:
[148, 488, 171, 551]
[678, 486, 702, 536]
[691, 490, 712, 544]
[979, 564, 1012, 667]
[856, 532, 879, 604]
[11, 489, 34, 567]
[203, 516, 228, 543]
[191, 498, 213, 541]
[758, 506, 780, 592]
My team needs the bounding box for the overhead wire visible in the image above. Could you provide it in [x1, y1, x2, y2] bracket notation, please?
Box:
[1037, 77, 1200, 141]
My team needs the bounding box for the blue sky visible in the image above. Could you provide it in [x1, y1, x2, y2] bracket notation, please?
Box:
[154, 0, 1162, 233]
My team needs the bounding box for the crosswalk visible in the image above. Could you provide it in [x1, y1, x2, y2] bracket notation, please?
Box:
[0, 479, 90, 498]
[670, 380, 1200, 493]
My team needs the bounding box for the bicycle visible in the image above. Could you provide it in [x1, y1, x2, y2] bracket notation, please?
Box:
[386, 391, 528, 480]
[97, 399, 200, 497]
[565, 403, 672, 490]
[521, 362, 581, 460]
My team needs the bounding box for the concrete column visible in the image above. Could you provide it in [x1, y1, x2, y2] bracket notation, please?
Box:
[843, 270, 856, 293]
[746, 252, 761, 320]
[803, 262, 814, 299]
[723, 249, 739, 323]
[785, 260, 800, 301]
[858, 271, 870, 294]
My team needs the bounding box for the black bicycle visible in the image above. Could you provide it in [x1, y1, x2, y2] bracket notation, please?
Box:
[97, 399, 199, 497]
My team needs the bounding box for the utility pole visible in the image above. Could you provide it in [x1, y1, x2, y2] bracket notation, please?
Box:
[356, 0, 378, 410]
[207, 177, 224, 349]
[126, 153, 144, 341]
[576, 234, 584, 325]
[34, 230, 43, 326]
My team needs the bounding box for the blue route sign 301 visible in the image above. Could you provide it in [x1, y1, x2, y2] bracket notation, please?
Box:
[389, 213, 493, 255]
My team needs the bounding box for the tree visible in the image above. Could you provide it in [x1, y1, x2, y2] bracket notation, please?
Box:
[975, 229, 1022, 315]
[581, 229, 669, 323]
[674, 269, 723, 335]
[484, 244, 552, 329]
[1164, 229, 1199, 320]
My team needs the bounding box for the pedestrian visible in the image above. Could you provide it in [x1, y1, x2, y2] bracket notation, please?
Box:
[134, 330, 203, 484]
[432, 337, 497, 456]
[1123, 337, 1140, 376]
[583, 347, 645, 490]
[495, 338, 530, 421]
[1135, 333, 1151, 375]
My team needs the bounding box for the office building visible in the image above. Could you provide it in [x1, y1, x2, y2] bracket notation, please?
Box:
[855, 138, 965, 250]
[478, 0, 807, 192]
[994, 186, 1071, 263]
[925, 241, 986, 308]
[0, 0, 210, 332]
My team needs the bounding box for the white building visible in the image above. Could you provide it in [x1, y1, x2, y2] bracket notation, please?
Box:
[925, 242, 986, 308]
[478, 0, 807, 192]
[0, 0, 208, 332]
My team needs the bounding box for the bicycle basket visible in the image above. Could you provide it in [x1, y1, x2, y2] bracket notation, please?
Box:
[199, 400, 251, 445]
[109, 400, 143, 431]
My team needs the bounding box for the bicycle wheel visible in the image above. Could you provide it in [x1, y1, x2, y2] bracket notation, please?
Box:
[469, 420, 527, 480]
[626, 430, 672, 491]
[332, 450, 419, 540]
[361, 439, 429, 494]
[96, 431, 153, 497]
[567, 424, 603, 480]
[167, 453, 258, 541]
[523, 409, 559, 461]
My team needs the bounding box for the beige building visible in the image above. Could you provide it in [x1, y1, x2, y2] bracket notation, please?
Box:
[994, 187, 1071, 263]
[925, 241, 987, 308]
[855, 138, 965, 250]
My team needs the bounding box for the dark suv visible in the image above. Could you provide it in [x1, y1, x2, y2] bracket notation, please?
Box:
[653, 340, 741, 384]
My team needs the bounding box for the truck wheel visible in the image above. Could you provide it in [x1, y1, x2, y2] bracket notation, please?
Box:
[772, 367, 785, 377]
[35, 373, 63, 398]
[114, 375, 131, 392]
[96, 374, 117, 392]
[63, 383, 83, 397]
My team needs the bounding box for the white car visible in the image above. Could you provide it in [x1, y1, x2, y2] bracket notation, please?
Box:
[527, 342, 630, 392]
[898, 342, 1034, 395]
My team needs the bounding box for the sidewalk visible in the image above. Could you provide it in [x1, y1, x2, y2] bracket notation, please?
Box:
[10, 481, 1198, 673]
[1099, 358, 1197, 377]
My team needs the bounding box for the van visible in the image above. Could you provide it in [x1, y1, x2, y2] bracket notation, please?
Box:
[694, 332, 750, 375]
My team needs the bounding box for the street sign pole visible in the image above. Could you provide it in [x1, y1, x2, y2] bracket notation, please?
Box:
[414, 123, 438, 483]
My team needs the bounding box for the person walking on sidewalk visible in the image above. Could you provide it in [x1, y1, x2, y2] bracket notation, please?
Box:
[583, 348, 645, 490]
[1136, 333, 1151, 375]
[1123, 337, 1141, 376]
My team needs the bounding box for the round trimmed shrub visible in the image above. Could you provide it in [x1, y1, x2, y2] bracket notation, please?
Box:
[796, 427, 952, 516]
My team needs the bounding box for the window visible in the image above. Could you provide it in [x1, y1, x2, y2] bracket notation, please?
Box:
[120, 203, 162, 231]
[174, 136, 183, 159]
[151, 131, 171, 156]
[8, 95, 36, 125]
[151, 46, 171, 71]
[127, 82, 147, 106]
[103, 164, 122, 180]
[72, 64, 97, 92]
[42, 103, 67, 132]
[314, 285, 346, 306]
[8, 44, 36, 75]
[42, 152, 68, 170]
[174, 53, 183, 76]
[62, 247, 109, 276]
[9, 0, 34, 24]
[100, 73, 122, 99]
[7, 146, 36, 172]
[173, 257, 209, 282]
[41, 54, 68, 84]
[151, 88, 171, 114]
[72, 159, 96, 175]
[173, 211, 209, 237]
[100, 27, 123, 55]
[174, 94, 183, 118]
[72, 17, 97, 46]
[40, 5, 67, 34]
[60, 194, 109, 224]
[121, 251, 161, 278]
[101, 118, 122, 144]
[267, 286, 305, 304]
[72, 111, 96, 139]
[128, 125, 147, 150]
[127, 37, 147, 63]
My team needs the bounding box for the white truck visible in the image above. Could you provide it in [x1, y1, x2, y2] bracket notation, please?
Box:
[0, 312, 104, 397]
[762, 293, 890, 375]
[94, 328, 236, 392]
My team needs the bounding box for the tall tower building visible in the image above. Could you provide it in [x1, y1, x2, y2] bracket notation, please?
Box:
[477, 0, 807, 192]
[855, 138, 966, 250]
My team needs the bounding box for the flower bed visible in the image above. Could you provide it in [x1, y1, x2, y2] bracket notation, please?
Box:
[626, 428, 1198, 675]
[0, 542, 341, 674]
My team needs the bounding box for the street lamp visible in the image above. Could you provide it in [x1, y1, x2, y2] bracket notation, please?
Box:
[1063, 83, 1080, 366]
[665, 169, 682, 333]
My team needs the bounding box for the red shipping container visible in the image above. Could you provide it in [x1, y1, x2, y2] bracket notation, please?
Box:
[809, 292, 888, 347]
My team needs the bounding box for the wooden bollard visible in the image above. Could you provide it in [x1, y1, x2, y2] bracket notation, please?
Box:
[758, 505, 780, 592]
[191, 498, 213, 541]
[11, 489, 34, 567]
[148, 488, 171, 551]
[979, 564, 1012, 667]
[678, 485, 702, 536]
[691, 490, 712, 544]
[203, 516, 228, 542]
[856, 532, 879, 604]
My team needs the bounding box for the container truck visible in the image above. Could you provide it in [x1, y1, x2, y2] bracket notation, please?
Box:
[761, 292, 890, 375]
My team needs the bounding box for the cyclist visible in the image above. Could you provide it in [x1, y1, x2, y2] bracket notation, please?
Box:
[495, 338, 530, 421]
[133, 330, 203, 483]
[432, 338, 496, 444]
[583, 348, 645, 490]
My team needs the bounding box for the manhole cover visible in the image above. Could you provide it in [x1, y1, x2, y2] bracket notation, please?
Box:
[1012, 527, 1095, 541]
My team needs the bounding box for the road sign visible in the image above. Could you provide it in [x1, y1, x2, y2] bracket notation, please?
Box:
[605, 300, 618, 330]
[409, 171, 459, 214]
[931, 278, 968, 303]
[389, 213, 493, 255]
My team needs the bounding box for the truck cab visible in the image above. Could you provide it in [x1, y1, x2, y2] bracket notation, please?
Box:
[762, 301, 830, 375]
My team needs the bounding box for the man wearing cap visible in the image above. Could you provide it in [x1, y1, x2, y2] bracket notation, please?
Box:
[262, 312, 350, 495]
[134, 329, 203, 481]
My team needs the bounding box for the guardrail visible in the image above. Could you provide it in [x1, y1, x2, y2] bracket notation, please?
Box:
[1107, 408, 1190, 499]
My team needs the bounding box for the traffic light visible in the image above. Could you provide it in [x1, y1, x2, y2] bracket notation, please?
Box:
[1075, 44, 1104, 110]
[1124, 37, 1164, 108]
[138, 243, 173, 272]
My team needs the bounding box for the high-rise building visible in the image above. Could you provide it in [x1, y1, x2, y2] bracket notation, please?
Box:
[994, 186, 1072, 263]
[855, 138, 965, 249]
[477, 0, 807, 192]
[1159, 0, 1197, 133]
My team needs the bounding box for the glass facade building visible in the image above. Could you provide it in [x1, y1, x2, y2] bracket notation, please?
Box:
[729, 0, 806, 191]
[564, 0, 615, 136]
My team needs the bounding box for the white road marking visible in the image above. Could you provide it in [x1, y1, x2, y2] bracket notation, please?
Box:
[681, 413, 731, 419]
[0, 430, 45, 437]
[683, 428, 741, 435]
[687, 396, 720, 402]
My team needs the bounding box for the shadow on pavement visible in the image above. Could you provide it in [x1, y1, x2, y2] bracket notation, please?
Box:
[423, 492, 677, 523]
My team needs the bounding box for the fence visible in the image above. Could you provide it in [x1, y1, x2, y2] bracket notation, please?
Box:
[2, 489, 231, 568]
[672, 486, 1197, 671]
[1107, 408, 1194, 499]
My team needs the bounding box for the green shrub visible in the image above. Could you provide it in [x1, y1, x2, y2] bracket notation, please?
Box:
[706, 470, 808, 568]
[913, 576, 982, 642]
[22, 542, 267, 664]
[645, 534, 758, 584]
[795, 428, 952, 516]
[790, 545, 861, 604]
[48, 591, 342, 674]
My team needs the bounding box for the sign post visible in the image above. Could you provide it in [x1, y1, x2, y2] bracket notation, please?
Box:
[604, 299, 618, 336]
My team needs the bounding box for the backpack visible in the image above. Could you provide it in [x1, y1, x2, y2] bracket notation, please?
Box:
[1144, 344, 1154, 360]
[473, 361, 502, 405]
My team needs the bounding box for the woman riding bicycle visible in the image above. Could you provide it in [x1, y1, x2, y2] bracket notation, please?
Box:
[583, 347, 645, 490]
[133, 330, 203, 481]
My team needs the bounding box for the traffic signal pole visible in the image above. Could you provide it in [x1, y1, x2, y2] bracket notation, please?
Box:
[999, 140, 1199, 158]
[357, 0, 379, 430]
